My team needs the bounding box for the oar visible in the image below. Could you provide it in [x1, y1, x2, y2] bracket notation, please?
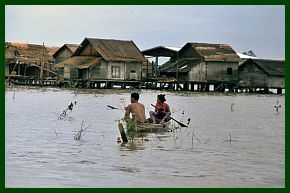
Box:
[107, 105, 119, 110]
[151, 104, 188, 127]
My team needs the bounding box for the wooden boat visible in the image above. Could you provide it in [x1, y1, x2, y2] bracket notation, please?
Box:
[117, 121, 171, 143]
[135, 121, 171, 132]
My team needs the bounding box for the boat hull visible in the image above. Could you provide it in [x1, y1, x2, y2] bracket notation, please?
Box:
[135, 122, 171, 132]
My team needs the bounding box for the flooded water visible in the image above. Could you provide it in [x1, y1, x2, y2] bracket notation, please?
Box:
[5, 86, 284, 188]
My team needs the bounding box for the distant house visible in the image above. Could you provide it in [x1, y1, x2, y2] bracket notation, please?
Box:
[54, 38, 146, 87]
[5, 42, 56, 79]
[142, 46, 181, 80]
[237, 52, 258, 65]
[160, 43, 240, 91]
[53, 44, 79, 64]
[238, 59, 285, 93]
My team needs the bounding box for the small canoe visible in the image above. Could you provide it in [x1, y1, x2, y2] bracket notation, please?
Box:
[135, 121, 171, 132]
[117, 121, 171, 143]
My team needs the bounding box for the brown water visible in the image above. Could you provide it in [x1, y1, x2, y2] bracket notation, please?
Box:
[5, 86, 285, 187]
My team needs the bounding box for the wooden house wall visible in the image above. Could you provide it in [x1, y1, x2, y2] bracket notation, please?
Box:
[206, 62, 238, 82]
[239, 61, 285, 89]
[188, 61, 238, 82]
[268, 76, 284, 88]
[63, 64, 70, 79]
[239, 64, 267, 88]
[55, 49, 73, 64]
[106, 61, 125, 80]
[88, 61, 142, 81]
[188, 62, 206, 81]
[89, 62, 108, 80]
[64, 64, 78, 79]
[63, 61, 142, 81]
[123, 62, 142, 81]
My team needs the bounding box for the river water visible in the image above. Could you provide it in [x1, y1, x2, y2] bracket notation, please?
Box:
[5, 86, 285, 188]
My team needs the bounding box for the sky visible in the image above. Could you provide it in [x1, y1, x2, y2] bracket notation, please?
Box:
[5, 5, 285, 60]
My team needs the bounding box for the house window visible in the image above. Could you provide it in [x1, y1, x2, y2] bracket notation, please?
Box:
[227, 68, 233, 75]
[111, 66, 120, 78]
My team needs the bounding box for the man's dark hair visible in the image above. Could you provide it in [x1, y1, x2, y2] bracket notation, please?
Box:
[131, 93, 139, 101]
[158, 94, 166, 103]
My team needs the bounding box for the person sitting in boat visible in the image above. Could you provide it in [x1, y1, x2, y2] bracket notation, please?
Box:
[149, 94, 171, 124]
[124, 93, 147, 123]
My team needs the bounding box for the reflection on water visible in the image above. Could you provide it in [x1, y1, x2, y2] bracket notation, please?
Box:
[113, 165, 140, 173]
[5, 86, 285, 188]
[118, 142, 146, 151]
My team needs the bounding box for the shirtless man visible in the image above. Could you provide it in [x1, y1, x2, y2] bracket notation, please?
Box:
[124, 93, 147, 123]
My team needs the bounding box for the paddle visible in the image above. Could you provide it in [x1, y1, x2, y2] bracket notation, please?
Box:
[150, 104, 188, 127]
[107, 105, 119, 110]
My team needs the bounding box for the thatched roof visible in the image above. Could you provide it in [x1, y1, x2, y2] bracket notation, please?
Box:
[181, 43, 240, 62]
[54, 56, 102, 69]
[5, 42, 55, 65]
[240, 59, 284, 76]
[73, 38, 146, 62]
[53, 44, 79, 57]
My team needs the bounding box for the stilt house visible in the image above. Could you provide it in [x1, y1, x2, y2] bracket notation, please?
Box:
[238, 58, 285, 93]
[54, 38, 146, 87]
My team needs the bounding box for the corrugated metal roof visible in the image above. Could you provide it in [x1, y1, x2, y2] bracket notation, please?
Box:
[186, 43, 240, 62]
[74, 38, 145, 62]
[54, 56, 101, 69]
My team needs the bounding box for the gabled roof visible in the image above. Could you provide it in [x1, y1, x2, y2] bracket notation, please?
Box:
[54, 56, 102, 69]
[142, 46, 181, 57]
[73, 38, 146, 62]
[66, 44, 79, 53]
[5, 42, 55, 64]
[180, 43, 240, 62]
[240, 59, 284, 76]
[53, 44, 79, 57]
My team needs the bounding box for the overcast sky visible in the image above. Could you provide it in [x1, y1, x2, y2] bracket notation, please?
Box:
[5, 5, 285, 60]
